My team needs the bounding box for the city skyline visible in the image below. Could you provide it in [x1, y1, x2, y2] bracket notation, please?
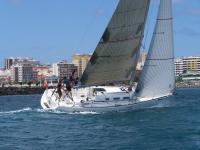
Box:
[1, 53, 200, 85]
[0, 0, 200, 67]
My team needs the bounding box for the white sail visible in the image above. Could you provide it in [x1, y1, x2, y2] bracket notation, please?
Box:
[81, 0, 150, 86]
[136, 0, 175, 99]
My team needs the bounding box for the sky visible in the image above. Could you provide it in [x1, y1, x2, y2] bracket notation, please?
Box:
[0, 0, 200, 67]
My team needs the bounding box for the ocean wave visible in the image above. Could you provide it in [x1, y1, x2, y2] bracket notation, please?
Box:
[149, 101, 170, 109]
[35, 108, 68, 114]
[69, 111, 99, 115]
[36, 108, 99, 115]
[0, 107, 99, 116]
[0, 107, 32, 116]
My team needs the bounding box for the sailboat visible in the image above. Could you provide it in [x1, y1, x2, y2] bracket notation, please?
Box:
[41, 0, 175, 112]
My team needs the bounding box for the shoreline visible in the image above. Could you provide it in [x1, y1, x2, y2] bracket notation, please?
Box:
[176, 81, 200, 89]
[0, 84, 199, 96]
[0, 87, 45, 96]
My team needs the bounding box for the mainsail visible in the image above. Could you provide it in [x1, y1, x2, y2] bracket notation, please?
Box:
[81, 0, 150, 86]
[136, 0, 175, 99]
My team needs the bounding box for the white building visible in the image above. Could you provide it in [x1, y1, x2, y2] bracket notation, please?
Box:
[52, 63, 59, 77]
[52, 61, 78, 79]
[175, 56, 200, 76]
[11, 62, 36, 83]
[4, 57, 14, 70]
[175, 58, 184, 76]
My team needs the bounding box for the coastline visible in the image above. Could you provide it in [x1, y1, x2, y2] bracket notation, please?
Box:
[0, 82, 199, 96]
[0, 87, 45, 96]
[176, 81, 200, 88]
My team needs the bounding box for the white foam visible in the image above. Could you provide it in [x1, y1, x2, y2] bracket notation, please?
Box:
[34, 108, 69, 114]
[69, 111, 99, 115]
[0, 106, 101, 116]
[149, 101, 170, 109]
[36, 108, 99, 115]
[35, 108, 47, 113]
[0, 107, 32, 116]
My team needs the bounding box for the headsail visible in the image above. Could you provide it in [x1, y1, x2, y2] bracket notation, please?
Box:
[81, 0, 150, 86]
[136, 0, 175, 99]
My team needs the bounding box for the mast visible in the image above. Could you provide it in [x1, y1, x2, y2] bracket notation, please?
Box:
[80, 0, 150, 86]
[136, 0, 175, 99]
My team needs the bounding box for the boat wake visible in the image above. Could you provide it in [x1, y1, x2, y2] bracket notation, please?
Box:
[0, 107, 99, 116]
[0, 107, 32, 116]
[69, 111, 99, 115]
[149, 100, 171, 109]
[37, 109, 100, 115]
[0, 100, 171, 116]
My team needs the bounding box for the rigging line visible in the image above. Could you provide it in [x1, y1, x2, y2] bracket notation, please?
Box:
[75, 0, 105, 52]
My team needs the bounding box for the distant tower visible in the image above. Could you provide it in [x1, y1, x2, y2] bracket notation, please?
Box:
[52, 60, 78, 79]
[182, 56, 200, 73]
[175, 58, 184, 76]
[11, 62, 35, 83]
[4, 57, 14, 70]
[72, 54, 91, 77]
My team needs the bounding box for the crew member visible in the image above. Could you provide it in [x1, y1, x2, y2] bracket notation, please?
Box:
[63, 77, 72, 100]
[43, 80, 48, 90]
[56, 79, 62, 99]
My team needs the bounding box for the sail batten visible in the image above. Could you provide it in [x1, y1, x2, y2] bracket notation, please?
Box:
[136, 0, 175, 99]
[81, 0, 150, 86]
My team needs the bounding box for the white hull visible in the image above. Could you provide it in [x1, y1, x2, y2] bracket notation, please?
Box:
[51, 98, 165, 113]
[41, 86, 171, 113]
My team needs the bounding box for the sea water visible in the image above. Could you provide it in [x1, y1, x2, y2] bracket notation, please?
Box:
[0, 88, 200, 150]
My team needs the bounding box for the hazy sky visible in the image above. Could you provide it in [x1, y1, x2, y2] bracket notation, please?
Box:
[0, 0, 200, 67]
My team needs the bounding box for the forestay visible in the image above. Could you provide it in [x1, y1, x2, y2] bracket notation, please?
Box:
[136, 0, 175, 99]
[81, 0, 150, 86]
